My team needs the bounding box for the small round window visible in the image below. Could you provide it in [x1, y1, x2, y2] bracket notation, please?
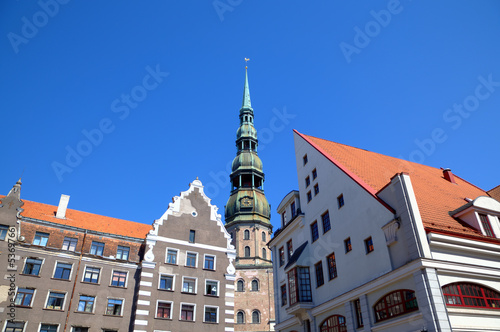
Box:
[191, 211, 198, 217]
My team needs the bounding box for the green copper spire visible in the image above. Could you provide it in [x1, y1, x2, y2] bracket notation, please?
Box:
[241, 67, 252, 110]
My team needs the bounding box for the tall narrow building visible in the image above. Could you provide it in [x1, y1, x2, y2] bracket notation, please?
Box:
[225, 67, 275, 331]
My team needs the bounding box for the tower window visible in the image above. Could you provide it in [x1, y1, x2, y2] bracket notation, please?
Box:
[303, 154, 308, 165]
[244, 230, 250, 240]
[237, 279, 245, 292]
[244, 246, 251, 257]
[251, 279, 259, 291]
[262, 231, 266, 242]
[262, 248, 266, 259]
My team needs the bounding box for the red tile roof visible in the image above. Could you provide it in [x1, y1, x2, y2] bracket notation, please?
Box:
[296, 130, 498, 242]
[0, 195, 152, 239]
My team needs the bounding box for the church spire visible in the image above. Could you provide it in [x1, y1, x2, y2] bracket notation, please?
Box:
[241, 66, 252, 110]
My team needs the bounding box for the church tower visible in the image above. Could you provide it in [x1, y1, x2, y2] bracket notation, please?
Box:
[225, 66, 275, 331]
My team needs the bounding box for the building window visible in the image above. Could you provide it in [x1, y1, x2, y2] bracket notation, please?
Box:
[310, 221, 319, 242]
[204, 306, 218, 323]
[14, 288, 34, 307]
[4, 322, 24, 332]
[442, 282, 500, 309]
[252, 310, 260, 324]
[244, 246, 251, 257]
[181, 304, 195, 321]
[312, 168, 317, 179]
[244, 229, 250, 240]
[111, 271, 127, 287]
[0, 224, 9, 241]
[189, 230, 196, 243]
[288, 267, 312, 305]
[281, 284, 287, 306]
[320, 315, 347, 332]
[237, 279, 244, 292]
[262, 248, 266, 259]
[186, 252, 197, 267]
[77, 295, 95, 313]
[314, 184, 319, 196]
[303, 154, 308, 165]
[307, 191, 312, 202]
[182, 277, 196, 293]
[327, 253, 337, 280]
[204, 255, 215, 270]
[305, 176, 310, 187]
[159, 274, 174, 291]
[54, 262, 72, 280]
[33, 231, 49, 246]
[205, 280, 218, 296]
[262, 231, 266, 242]
[281, 212, 286, 226]
[322, 211, 331, 233]
[374, 289, 418, 322]
[40, 324, 58, 332]
[83, 266, 100, 284]
[354, 298, 364, 328]
[337, 194, 344, 208]
[166, 249, 178, 264]
[156, 301, 172, 319]
[62, 237, 77, 251]
[23, 258, 42, 276]
[251, 279, 259, 291]
[344, 238, 352, 253]
[364, 237, 374, 253]
[46, 291, 65, 310]
[315, 261, 324, 287]
[237, 310, 245, 324]
[116, 246, 130, 260]
[105, 298, 123, 316]
[291, 201, 296, 218]
[286, 240, 293, 260]
[479, 214, 494, 237]
[90, 241, 104, 256]
[279, 247, 285, 266]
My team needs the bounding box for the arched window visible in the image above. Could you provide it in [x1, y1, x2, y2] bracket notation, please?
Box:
[252, 310, 260, 323]
[262, 231, 266, 242]
[237, 279, 245, 292]
[374, 289, 418, 322]
[320, 315, 347, 332]
[262, 248, 266, 259]
[251, 279, 259, 291]
[244, 230, 250, 240]
[442, 282, 500, 309]
[237, 310, 245, 324]
[244, 246, 251, 257]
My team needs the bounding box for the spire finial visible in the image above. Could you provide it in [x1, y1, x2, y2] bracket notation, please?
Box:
[242, 59, 252, 109]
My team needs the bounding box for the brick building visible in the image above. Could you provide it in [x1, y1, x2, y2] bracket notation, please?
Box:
[0, 178, 236, 332]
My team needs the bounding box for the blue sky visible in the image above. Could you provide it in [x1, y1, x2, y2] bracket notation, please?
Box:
[1, 1, 499, 231]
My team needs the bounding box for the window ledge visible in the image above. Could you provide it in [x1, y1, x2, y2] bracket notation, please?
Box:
[204, 295, 219, 298]
[75, 311, 95, 315]
[181, 292, 197, 295]
[446, 306, 500, 317]
[203, 322, 219, 324]
[154, 317, 172, 320]
[43, 308, 63, 311]
[203, 268, 215, 272]
[51, 278, 71, 282]
[81, 281, 100, 286]
[372, 312, 423, 331]
[179, 320, 195, 323]
[14, 305, 32, 309]
[103, 314, 123, 318]
[158, 289, 174, 292]
[108, 285, 126, 289]
[19, 274, 41, 278]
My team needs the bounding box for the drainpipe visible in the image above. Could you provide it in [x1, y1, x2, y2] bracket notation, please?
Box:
[64, 230, 87, 332]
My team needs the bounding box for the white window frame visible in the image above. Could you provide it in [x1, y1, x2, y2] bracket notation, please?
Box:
[14, 286, 36, 307]
[205, 279, 219, 297]
[52, 261, 74, 280]
[109, 269, 129, 288]
[77, 294, 96, 313]
[61, 237, 78, 251]
[158, 273, 175, 291]
[38, 323, 60, 332]
[179, 302, 196, 322]
[203, 305, 219, 323]
[2, 321, 26, 332]
[105, 297, 124, 316]
[181, 276, 197, 294]
[203, 254, 216, 270]
[185, 251, 198, 268]
[33, 231, 50, 247]
[44, 290, 67, 311]
[155, 300, 173, 319]
[165, 247, 179, 265]
[81, 265, 101, 284]
[22, 257, 44, 276]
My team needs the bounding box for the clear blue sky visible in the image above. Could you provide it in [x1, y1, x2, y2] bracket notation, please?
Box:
[1, 1, 499, 231]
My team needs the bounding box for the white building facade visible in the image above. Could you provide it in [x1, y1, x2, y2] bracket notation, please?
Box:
[269, 130, 500, 332]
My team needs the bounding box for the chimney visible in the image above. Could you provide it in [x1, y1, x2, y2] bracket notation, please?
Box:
[442, 168, 456, 184]
[56, 194, 70, 219]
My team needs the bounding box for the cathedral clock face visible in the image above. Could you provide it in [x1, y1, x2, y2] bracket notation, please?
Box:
[241, 197, 252, 207]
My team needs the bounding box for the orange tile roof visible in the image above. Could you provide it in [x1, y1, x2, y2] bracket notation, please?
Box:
[0, 195, 152, 239]
[296, 130, 498, 242]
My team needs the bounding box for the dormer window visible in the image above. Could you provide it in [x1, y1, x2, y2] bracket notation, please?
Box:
[451, 196, 500, 238]
[479, 214, 494, 237]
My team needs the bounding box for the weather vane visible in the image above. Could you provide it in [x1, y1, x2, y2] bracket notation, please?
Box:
[245, 57, 250, 69]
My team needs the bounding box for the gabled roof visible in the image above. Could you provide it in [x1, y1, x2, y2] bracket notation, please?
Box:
[295, 130, 497, 242]
[0, 195, 152, 239]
